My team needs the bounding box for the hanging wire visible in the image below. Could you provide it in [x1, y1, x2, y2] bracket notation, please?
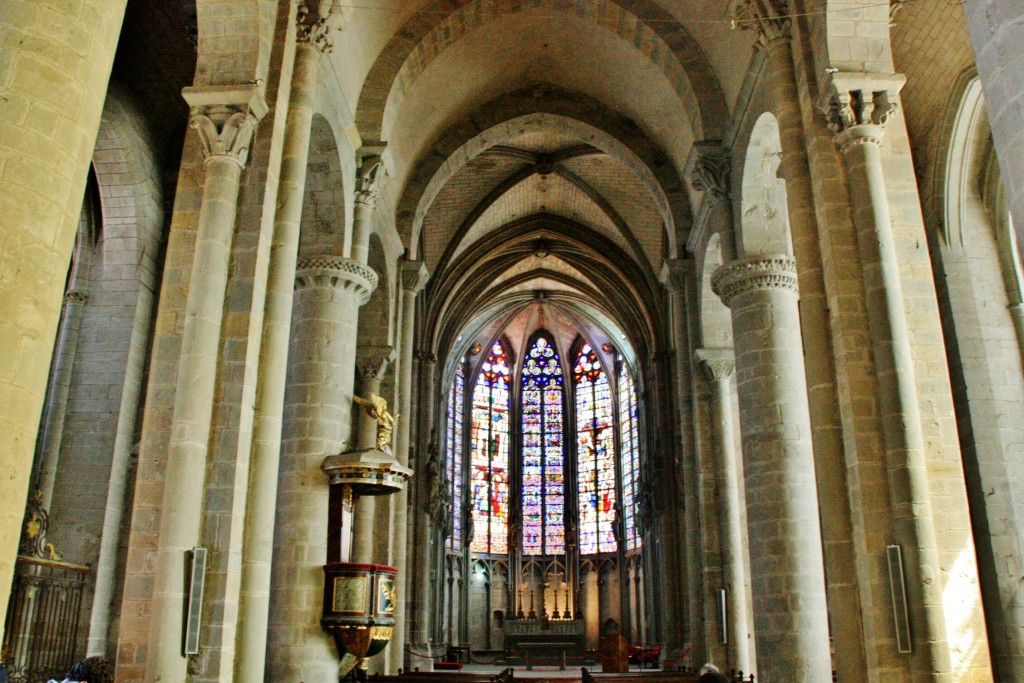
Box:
[324, 0, 910, 26]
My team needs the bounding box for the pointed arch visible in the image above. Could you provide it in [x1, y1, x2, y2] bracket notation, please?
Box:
[469, 337, 513, 554]
[520, 330, 567, 557]
[573, 338, 617, 555]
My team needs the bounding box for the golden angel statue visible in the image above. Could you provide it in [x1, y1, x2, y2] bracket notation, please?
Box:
[353, 393, 399, 452]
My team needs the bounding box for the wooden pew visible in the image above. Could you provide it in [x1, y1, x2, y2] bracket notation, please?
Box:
[368, 666, 514, 682]
[580, 667, 754, 683]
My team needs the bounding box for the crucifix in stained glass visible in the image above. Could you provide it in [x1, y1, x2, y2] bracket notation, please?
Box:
[521, 334, 566, 556]
[575, 342, 617, 555]
[470, 340, 510, 554]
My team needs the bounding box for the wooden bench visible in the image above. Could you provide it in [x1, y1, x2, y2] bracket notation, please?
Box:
[581, 668, 754, 683]
[369, 667, 514, 682]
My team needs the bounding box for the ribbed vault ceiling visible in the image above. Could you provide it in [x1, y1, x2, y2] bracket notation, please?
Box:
[335, 0, 755, 369]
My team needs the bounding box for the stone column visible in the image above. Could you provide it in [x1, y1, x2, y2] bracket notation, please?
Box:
[350, 154, 383, 264]
[145, 85, 266, 682]
[235, 9, 336, 680]
[730, 4, 868, 678]
[660, 259, 697, 662]
[824, 78, 953, 682]
[0, 0, 127, 637]
[391, 260, 429, 671]
[351, 365, 387, 565]
[268, 255, 378, 682]
[410, 353, 438, 668]
[711, 256, 831, 683]
[737, 3, 872, 679]
[35, 223, 93, 510]
[963, 0, 1024, 242]
[695, 349, 751, 677]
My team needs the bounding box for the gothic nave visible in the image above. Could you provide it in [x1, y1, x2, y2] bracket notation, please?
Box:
[2, 1, 1024, 682]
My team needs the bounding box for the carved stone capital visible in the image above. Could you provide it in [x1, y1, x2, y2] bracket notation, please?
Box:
[296, 2, 341, 54]
[820, 72, 905, 141]
[400, 259, 430, 294]
[355, 153, 384, 209]
[358, 347, 395, 383]
[690, 143, 732, 205]
[182, 85, 268, 167]
[695, 348, 736, 382]
[711, 255, 798, 307]
[63, 290, 89, 306]
[660, 258, 692, 294]
[294, 255, 378, 304]
[729, 0, 791, 47]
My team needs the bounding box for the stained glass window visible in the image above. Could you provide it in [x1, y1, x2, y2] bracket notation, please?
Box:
[446, 361, 465, 550]
[618, 359, 641, 551]
[575, 342, 617, 555]
[470, 340, 511, 554]
[521, 335, 565, 556]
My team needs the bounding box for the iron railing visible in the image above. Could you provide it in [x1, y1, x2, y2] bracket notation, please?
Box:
[2, 556, 89, 683]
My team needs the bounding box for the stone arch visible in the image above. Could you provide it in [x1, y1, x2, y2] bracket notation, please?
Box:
[427, 215, 663, 366]
[193, 0, 278, 86]
[355, 0, 727, 144]
[735, 112, 792, 258]
[299, 114, 348, 255]
[925, 71, 1024, 680]
[41, 82, 168, 665]
[399, 91, 691, 260]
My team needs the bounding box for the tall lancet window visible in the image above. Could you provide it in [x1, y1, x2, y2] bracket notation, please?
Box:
[470, 340, 511, 554]
[521, 335, 565, 556]
[575, 342, 617, 554]
[618, 359, 641, 551]
[446, 361, 466, 550]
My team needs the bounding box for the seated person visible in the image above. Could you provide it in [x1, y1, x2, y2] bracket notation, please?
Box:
[699, 662, 731, 683]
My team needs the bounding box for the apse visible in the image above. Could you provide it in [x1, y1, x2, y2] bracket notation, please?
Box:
[436, 300, 648, 654]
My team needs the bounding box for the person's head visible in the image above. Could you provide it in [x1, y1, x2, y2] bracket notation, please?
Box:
[700, 663, 720, 674]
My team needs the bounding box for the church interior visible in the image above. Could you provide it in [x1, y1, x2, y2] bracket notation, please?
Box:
[2, 1, 1024, 681]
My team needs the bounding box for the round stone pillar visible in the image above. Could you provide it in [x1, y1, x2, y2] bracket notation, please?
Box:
[410, 352, 438, 668]
[351, 371, 383, 565]
[390, 260, 428, 671]
[235, 12, 334, 679]
[711, 256, 831, 683]
[832, 105, 952, 681]
[695, 349, 751, 677]
[267, 255, 377, 682]
[146, 87, 266, 683]
[0, 0, 128, 638]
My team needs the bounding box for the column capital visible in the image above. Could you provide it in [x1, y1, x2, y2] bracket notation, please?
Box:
[729, 0, 791, 47]
[400, 259, 430, 294]
[182, 84, 268, 167]
[711, 255, 798, 306]
[820, 72, 905, 145]
[296, 2, 343, 54]
[689, 142, 732, 206]
[63, 290, 89, 306]
[695, 348, 736, 381]
[358, 347, 395, 384]
[660, 258, 693, 293]
[294, 254, 379, 304]
[355, 150, 385, 209]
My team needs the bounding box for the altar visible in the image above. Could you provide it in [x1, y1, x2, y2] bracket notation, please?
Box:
[503, 618, 587, 669]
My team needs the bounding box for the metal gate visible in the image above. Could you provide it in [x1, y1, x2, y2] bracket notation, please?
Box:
[3, 556, 89, 683]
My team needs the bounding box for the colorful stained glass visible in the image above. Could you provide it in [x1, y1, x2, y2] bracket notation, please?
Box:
[445, 362, 466, 550]
[575, 342, 617, 555]
[618, 359, 641, 551]
[521, 335, 565, 556]
[470, 340, 511, 554]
